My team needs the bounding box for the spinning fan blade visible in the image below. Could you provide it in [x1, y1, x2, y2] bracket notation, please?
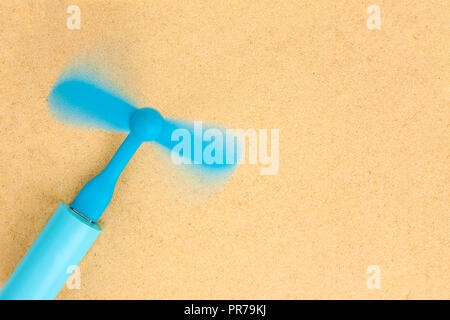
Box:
[48, 79, 137, 132]
[48, 78, 242, 172]
[156, 119, 242, 171]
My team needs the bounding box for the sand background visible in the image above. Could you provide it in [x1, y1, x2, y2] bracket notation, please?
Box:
[0, 0, 448, 299]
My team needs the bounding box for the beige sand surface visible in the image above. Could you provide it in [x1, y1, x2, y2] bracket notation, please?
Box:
[0, 1, 448, 299]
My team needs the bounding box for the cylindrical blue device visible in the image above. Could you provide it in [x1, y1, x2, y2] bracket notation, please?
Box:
[0, 203, 101, 300]
[0, 78, 169, 300]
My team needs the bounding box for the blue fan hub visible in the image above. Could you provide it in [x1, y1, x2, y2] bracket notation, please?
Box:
[130, 107, 164, 141]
